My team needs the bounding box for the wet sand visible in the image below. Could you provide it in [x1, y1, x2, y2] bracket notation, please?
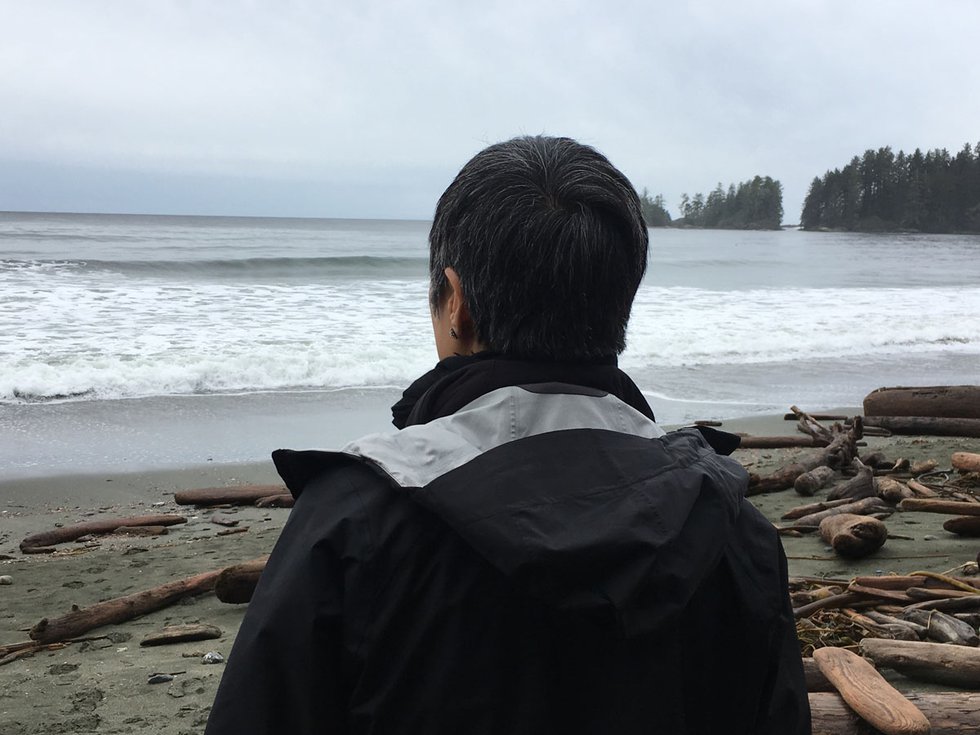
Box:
[1, 412, 978, 733]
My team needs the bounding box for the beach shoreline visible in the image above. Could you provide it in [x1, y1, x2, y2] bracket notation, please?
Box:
[1, 410, 978, 733]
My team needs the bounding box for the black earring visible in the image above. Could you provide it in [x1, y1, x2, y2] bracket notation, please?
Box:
[450, 327, 458, 339]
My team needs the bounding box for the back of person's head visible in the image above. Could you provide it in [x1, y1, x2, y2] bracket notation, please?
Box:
[429, 135, 649, 361]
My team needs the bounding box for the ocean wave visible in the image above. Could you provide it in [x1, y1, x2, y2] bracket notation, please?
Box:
[0, 255, 429, 280]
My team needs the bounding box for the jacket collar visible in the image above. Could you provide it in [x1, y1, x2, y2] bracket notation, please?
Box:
[391, 352, 655, 429]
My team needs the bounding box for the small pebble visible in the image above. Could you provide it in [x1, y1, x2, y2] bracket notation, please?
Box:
[148, 673, 174, 684]
[202, 651, 224, 665]
[923, 534, 938, 541]
[0, 575, 12, 585]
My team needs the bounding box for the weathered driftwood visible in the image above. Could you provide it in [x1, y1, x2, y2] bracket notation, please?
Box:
[860, 451, 889, 468]
[782, 496, 854, 520]
[846, 584, 913, 604]
[827, 460, 876, 501]
[794, 466, 836, 496]
[789, 405, 835, 443]
[112, 525, 169, 537]
[20, 514, 186, 552]
[215, 556, 269, 604]
[802, 657, 835, 692]
[861, 415, 980, 437]
[737, 435, 829, 449]
[903, 609, 980, 646]
[794, 592, 865, 619]
[813, 646, 930, 735]
[140, 623, 223, 647]
[820, 514, 888, 559]
[255, 494, 294, 508]
[864, 611, 928, 638]
[859, 638, 980, 689]
[944, 516, 980, 536]
[910, 459, 938, 475]
[952, 452, 980, 472]
[899, 498, 980, 516]
[793, 496, 892, 529]
[906, 479, 939, 498]
[877, 477, 914, 503]
[29, 569, 221, 644]
[810, 691, 980, 735]
[174, 485, 287, 506]
[906, 595, 980, 613]
[784, 413, 848, 422]
[852, 575, 928, 591]
[906, 587, 979, 601]
[864, 385, 980, 419]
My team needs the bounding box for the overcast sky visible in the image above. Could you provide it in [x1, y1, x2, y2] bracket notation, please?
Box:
[2, 1, 978, 222]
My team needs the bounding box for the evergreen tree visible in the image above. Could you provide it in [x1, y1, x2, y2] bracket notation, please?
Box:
[638, 188, 672, 227]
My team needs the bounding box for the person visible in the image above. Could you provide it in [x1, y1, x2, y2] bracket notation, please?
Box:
[205, 136, 811, 734]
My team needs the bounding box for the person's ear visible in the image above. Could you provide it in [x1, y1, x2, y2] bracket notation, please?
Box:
[444, 267, 472, 338]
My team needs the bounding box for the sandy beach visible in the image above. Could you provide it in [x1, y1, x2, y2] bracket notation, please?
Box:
[1, 412, 978, 734]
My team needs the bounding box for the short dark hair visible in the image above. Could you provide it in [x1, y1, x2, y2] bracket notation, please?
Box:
[429, 135, 648, 360]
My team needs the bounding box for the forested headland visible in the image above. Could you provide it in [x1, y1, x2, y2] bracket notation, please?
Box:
[801, 143, 980, 233]
[640, 177, 783, 230]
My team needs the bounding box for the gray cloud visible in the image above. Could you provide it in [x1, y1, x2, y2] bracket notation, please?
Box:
[2, 0, 978, 220]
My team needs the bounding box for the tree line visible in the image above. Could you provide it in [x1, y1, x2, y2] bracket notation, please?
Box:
[639, 176, 784, 230]
[801, 143, 980, 232]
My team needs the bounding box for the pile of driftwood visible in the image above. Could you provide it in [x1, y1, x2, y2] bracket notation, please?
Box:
[741, 395, 980, 558]
[3, 483, 287, 664]
[794, 566, 980, 732]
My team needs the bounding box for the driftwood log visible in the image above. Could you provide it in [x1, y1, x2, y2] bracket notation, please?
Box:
[112, 525, 170, 537]
[952, 452, 980, 472]
[903, 609, 980, 646]
[906, 479, 939, 497]
[215, 556, 269, 604]
[140, 623, 223, 647]
[812, 646, 930, 735]
[174, 485, 287, 506]
[877, 477, 914, 503]
[784, 413, 848, 421]
[29, 569, 221, 644]
[783, 496, 854, 521]
[861, 415, 980, 438]
[907, 596, 980, 613]
[899, 498, 980, 516]
[20, 514, 186, 553]
[910, 459, 939, 475]
[809, 691, 980, 735]
[944, 516, 980, 536]
[864, 385, 980, 419]
[792, 496, 892, 529]
[736, 435, 829, 449]
[859, 638, 980, 689]
[819, 514, 888, 558]
[794, 466, 836, 496]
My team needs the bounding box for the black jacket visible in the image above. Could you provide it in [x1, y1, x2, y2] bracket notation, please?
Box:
[206, 357, 810, 734]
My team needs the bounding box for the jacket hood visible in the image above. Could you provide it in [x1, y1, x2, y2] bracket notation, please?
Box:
[409, 419, 748, 637]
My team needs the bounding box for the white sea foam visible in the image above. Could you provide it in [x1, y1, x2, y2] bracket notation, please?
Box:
[3, 271, 979, 403]
[622, 285, 980, 369]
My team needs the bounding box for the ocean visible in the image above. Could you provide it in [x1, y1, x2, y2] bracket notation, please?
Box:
[2, 211, 979, 478]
